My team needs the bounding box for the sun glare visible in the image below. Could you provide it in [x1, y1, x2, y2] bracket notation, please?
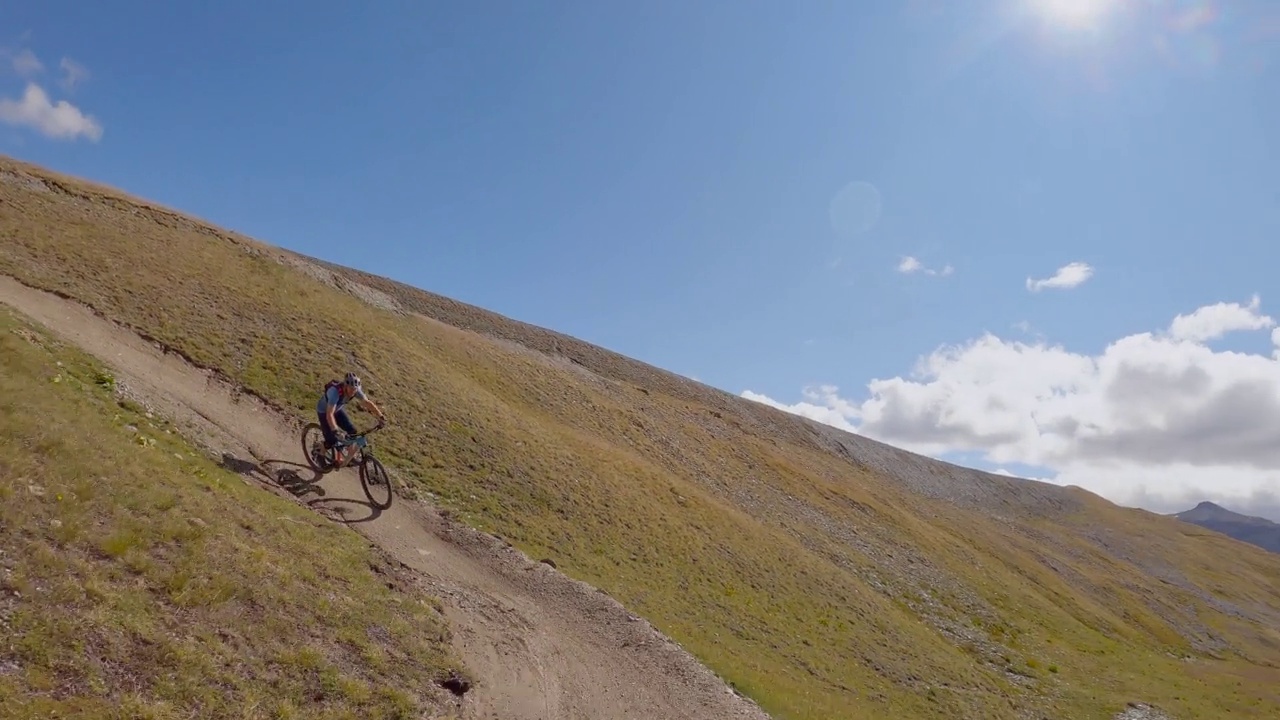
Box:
[1034, 0, 1116, 29]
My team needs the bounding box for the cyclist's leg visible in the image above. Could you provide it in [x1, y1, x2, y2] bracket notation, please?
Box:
[314, 411, 336, 468]
[331, 408, 358, 465]
[335, 408, 357, 437]
[318, 410, 338, 449]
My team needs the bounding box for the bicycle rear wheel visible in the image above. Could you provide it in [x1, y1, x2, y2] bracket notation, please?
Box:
[360, 455, 393, 510]
[301, 422, 329, 474]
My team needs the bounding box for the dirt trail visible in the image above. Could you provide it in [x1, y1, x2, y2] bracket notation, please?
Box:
[0, 274, 772, 720]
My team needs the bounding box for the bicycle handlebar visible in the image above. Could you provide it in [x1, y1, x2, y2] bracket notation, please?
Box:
[343, 421, 386, 441]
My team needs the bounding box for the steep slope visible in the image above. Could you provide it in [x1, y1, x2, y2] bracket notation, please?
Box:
[0, 275, 770, 720]
[4, 155, 1280, 719]
[1173, 502, 1280, 554]
[0, 303, 469, 718]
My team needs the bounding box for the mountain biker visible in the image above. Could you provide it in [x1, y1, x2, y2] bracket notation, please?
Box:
[316, 372, 387, 469]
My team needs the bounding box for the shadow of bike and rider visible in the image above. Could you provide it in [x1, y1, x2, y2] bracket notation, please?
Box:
[218, 452, 384, 524]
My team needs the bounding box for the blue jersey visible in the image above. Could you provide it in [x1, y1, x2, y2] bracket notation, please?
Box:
[316, 383, 367, 414]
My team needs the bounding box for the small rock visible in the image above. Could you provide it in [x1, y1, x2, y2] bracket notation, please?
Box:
[438, 670, 471, 697]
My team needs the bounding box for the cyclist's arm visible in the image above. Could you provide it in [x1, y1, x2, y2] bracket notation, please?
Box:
[362, 397, 387, 422]
[356, 389, 386, 422]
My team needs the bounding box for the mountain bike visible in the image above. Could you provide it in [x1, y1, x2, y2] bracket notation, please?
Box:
[301, 421, 394, 510]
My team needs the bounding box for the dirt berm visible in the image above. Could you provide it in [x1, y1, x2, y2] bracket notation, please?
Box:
[0, 273, 772, 720]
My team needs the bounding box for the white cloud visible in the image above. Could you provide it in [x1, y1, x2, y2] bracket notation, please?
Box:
[742, 386, 860, 434]
[1168, 294, 1273, 343]
[59, 57, 89, 90]
[742, 294, 1280, 520]
[11, 48, 42, 77]
[0, 83, 103, 142]
[897, 255, 954, 277]
[1026, 261, 1093, 292]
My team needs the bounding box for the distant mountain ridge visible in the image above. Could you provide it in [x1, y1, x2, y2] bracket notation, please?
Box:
[1172, 501, 1280, 554]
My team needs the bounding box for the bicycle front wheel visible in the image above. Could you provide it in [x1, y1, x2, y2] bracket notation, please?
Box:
[360, 455, 393, 510]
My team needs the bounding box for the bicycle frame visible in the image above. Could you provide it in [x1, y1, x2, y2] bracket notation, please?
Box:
[336, 422, 382, 446]
[330, 424, 382, 466]
[337, 434, 370, 451]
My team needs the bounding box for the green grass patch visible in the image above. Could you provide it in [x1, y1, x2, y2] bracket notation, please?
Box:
[0, 311, 468, 719]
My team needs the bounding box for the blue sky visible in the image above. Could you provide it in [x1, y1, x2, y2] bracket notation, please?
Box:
[4, 0, 1280, 517]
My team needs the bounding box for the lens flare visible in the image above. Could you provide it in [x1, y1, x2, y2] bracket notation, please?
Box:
[1033, 0, 1117, 29]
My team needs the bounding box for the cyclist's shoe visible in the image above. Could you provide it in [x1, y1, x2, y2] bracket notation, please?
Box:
[320, 443, 337, 470]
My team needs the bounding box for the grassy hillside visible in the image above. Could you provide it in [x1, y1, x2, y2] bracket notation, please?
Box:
[0, 308, 467, 719]
[3, 156, 1280, 719]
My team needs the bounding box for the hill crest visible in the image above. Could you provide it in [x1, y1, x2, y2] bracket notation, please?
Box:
[3, 154, 1280, 719]
[1172, 501, 1280, 554]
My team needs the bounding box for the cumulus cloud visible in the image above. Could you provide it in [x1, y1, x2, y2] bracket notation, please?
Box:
[1026, 261, 1094, 292]
[0, 83, 103, 141]
[742, 294, 1280, 521]
[742, 386, 860, 434]
[897, 255, 954, 277]
[1168, 294, 1273, 343]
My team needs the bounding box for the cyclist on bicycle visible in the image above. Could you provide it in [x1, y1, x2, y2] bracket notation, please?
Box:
[316, 372, 387, 469]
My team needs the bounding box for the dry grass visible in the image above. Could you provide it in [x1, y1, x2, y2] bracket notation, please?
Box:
[0, 309, 467, 719]
[4, 155, 1280, 718]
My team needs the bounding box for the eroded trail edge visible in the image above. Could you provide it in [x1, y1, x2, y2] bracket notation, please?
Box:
[0, 274, 772, 720]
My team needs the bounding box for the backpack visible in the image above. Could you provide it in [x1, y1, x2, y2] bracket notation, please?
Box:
[323, 379, 344, 400]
